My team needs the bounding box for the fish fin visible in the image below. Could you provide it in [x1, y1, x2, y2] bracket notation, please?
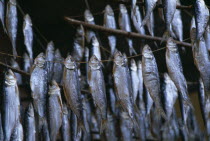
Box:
[100, 119, 107, 134]
[12, 47, 18, 59]
[161, 31, 170, 44]
[155, 107, 167, 120]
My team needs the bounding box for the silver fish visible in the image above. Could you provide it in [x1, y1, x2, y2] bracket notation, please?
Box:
[90, 36, 101, 61]
[47, 80, 63, 141]
[88, 55, 107, 132]
[24, 103, 36, 141]
[6, 0, 18, 58]
[104, 5, 117, 56]
[131, 4, 145, 35]
[23, 53, 31, 73]
[30, 53, 47, 128]
[108, 88, 118, 116]
[137, 61, 144, 107]
[70, 112, 80, 141]
[204, 22, 210, 52]
[45, 41, 55, 83]
[63, 55, 84, 131]
[113, 51, 138, 124]
[146, 11, 155, 38]
[41, 119, 50, 141]
[61, 104, 71, 141]
[72, 25, 85, 62]
[194, 0, 209, 40]
[162, 73, 178, 119]
[142, 45, 166, 119]
[84, 9, 96, 43]
[130, 59, 139, 103]
[52, 49, 64, 84]
[119, 112, 133, 141]
[105, 112, 117, 141]
[145, 88, 153, 115]
[2, 69, 20, 141]
[166, 38, 192, 124]
[23, 14, 33, 61]
[85, 47, 89, 82]
[162, 0, 177, 36]
[11, 122, 23, 141]
[118, 4, 137, 55]
[0, 0, 6, 33]
[10, 59, 22, 85]
[191, 17, 196, 30]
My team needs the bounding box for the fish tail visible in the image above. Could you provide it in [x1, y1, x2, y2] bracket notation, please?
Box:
[140, 17, 148, 28]
[99, 119, 107, 134]
[78, 120, 86, 133]
[155, 106, 167, 120]
[161, 31, 170, 44]
[12, 47, 18, 59]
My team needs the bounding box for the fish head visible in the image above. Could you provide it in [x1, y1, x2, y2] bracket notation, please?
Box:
[166, 38, 177, 52]
[84, 9, 94, 22]
[64, 55, 77, 69]
[55, 49, 62, 59]
[137, 61, 142, 69]
[130, 59, 137, 71]
[9, 0, 16, 5]
[85, 47, 89, 57]
[114, 51, 125, 66]
[89, 55, 101, 70]
[48, 80, 60, 95]
[91, 36, 99, 47]
[76, 25, 85, 36]
[34, 53, 46, 68]
[142, 45, 153, 59]
[27, 103, 34, 117]
[24, 14, 32, 26]
[5, 69, 17, 86]
[119, 4, 127, 13]
[10, 58, 19, 69]
[46, 41, 55, 53]
[105, 5, 114, 16]
[190, 28, 196, 43]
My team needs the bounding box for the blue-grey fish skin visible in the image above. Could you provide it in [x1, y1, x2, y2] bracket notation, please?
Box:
[119, 112, 133, 141]
[23, 53, 31, 73]
[105, 112, 117, 141]
[166, 38, 192, 124]
[113, 51, 137, 123]
[11, 122, 23, 141]
[141, 0, 158, 28]
[0, 113, 3, 141]
[10, 59, 22, 85]
[108, 88, 118, 116]
[2, 70, 20, 141]
[72, 25, 85, 62]
[61, 104, 71, 141]
[23, 14, 33, 61]
[194, 0, 209, 40]
[90, 36, 101, 61]
[162, 0, 177, 33]
[47, 81, 63, 141]
[70, 112, 80, 141]
[63, 55, 84, 131]
[204, 23, 210, 52]
[0, 0, 6, 33]
[131, 5, 145, 35]
[45, 41, 55, 83]
[84, 9, 96, 43]
[146, 11, 155, 37]
[130, 59, 139, 103]
[41, 119, 50, 141]
[162, 73, 178, 119]
[142, 45, 166, 119]
[88, 55, 107, 132]
[24, 103, 36, 141]
[6, 0, 18, 57]
[104, 5, 117, 56]
[30, 53, 48, 132]
[118, 4, 137, 55]
[52, 49, 64, 84]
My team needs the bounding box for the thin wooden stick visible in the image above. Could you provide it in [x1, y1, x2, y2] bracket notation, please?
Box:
[64, 17, 192, 47]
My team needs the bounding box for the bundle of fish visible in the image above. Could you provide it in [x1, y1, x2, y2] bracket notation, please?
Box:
[1, 0, 210, 140]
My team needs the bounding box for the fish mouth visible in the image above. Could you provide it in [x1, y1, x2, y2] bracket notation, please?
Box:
[89, 55, 100, 70]
[114, 52, 125, 66]
[84, 10, 94, 22]
[64, 56, 76, 69]
[5, 70, 16, 86]
[119, 4, 127, 13]
[143, 52, 153, 59]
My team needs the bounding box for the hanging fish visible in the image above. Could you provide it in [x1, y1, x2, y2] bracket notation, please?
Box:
[6, 0, 18, 58]
[84, 9, 96, 43]
[24, 103, 36, 141]
[90, 36, 101, 61]
[104, 5, 117, 56]
[11, 122, 23, 141]
[70, 112, 82, 141]
[118, 4, 137, 55]
[61, 104, 71, 141]
[23, 53, 31, 73]
[119, 112, 133, 141]
[142, 45, 166, 119]
[104, 112, 117, 141]
[23, 14, 34, 62]
[204, 22, 210, 52]
[45, 41, 55, 83]
[88, 55, 107, 133]
[2, 69, 20, 141]
[72, 25, 85, 62]
[130, 59, 139, 103]
[52, 49, 64, 84]
[10, 58, 22, 85]
[63, 55, 85, 132]
[47, 80, 63, 141]
[194, 0, 209, 40]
